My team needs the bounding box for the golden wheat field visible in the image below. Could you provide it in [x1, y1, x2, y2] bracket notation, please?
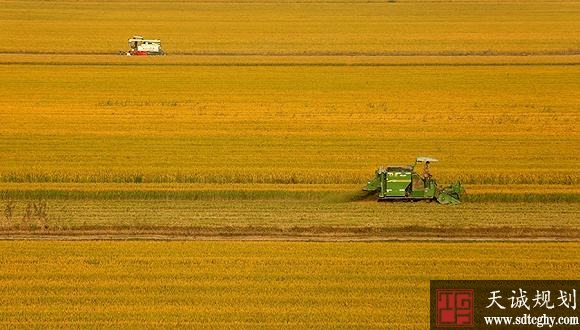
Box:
[0, 242, 578, 328]
[0, 0, 579, 327]
[0, 0, 579, 191]
[1, 0, 579, 55]
[0, 59, 578, 184]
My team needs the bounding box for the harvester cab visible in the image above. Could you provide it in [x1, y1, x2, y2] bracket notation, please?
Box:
[363, 157, 463, 204]
[126, 36, 165, 56]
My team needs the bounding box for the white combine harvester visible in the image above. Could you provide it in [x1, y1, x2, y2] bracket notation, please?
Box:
[125, 36, 165, 56]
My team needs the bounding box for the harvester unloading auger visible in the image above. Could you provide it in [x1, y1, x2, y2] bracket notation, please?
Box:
[363, 157, 464, 204]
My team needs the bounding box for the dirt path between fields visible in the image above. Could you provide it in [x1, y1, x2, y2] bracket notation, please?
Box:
[1, 225, 578, 241]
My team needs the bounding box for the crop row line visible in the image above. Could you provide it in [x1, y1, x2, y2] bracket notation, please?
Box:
[0, 190, 577, 202]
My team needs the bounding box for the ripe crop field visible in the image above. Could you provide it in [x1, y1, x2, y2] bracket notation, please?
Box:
[1, 0, 579, 55]
[0, 0, 578, 239]
[0, 241, 578, 328]
[1, 0, 579, 327]
[0, 59, 578, 185]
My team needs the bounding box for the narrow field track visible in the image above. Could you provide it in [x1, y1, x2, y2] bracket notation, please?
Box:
[0, 199, 577, 241]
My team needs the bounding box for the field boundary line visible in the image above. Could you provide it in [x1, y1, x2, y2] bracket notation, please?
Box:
[0, 234, 579, 242]
[1, 51, 580, 56]
[0, 224, 578, 242]
[1, 53, 579, 67]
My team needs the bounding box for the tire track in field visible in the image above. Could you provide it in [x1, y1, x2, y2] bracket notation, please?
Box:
[1, 50, 579, 56]
[3, 62, 579, 67]
[1, 225, 579, 241]
[2, 52, 579, 67]
[0, 235, 578, 242]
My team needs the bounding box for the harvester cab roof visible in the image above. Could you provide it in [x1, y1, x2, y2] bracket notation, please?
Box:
[414, 156, 438, 164]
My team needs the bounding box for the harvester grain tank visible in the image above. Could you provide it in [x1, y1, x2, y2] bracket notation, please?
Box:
[363, 157, 463, 204]
[126, 36, 165, 56]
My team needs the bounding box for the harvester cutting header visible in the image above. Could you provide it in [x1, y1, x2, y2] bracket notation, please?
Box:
[363, 157, 464, 204]
[125, 36, 165, 56]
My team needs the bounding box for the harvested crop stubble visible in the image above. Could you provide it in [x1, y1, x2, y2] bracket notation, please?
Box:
[0, 199, 578, 240]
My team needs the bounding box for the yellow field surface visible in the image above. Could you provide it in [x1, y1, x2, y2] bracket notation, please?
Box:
[1, 183, 579, 197]
[0, 241, 578, 328]
[2, 199, 579, 240]
[1, 0, 578, 55]
[0, 58, 578, 186]
[2, 54, 580, 66]
[0, 0, 578, 238]
[0, 1, 578, 327]
[0, 0, 578, 190]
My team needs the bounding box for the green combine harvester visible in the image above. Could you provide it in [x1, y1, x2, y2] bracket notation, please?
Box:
[363, 157, 464, 204]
